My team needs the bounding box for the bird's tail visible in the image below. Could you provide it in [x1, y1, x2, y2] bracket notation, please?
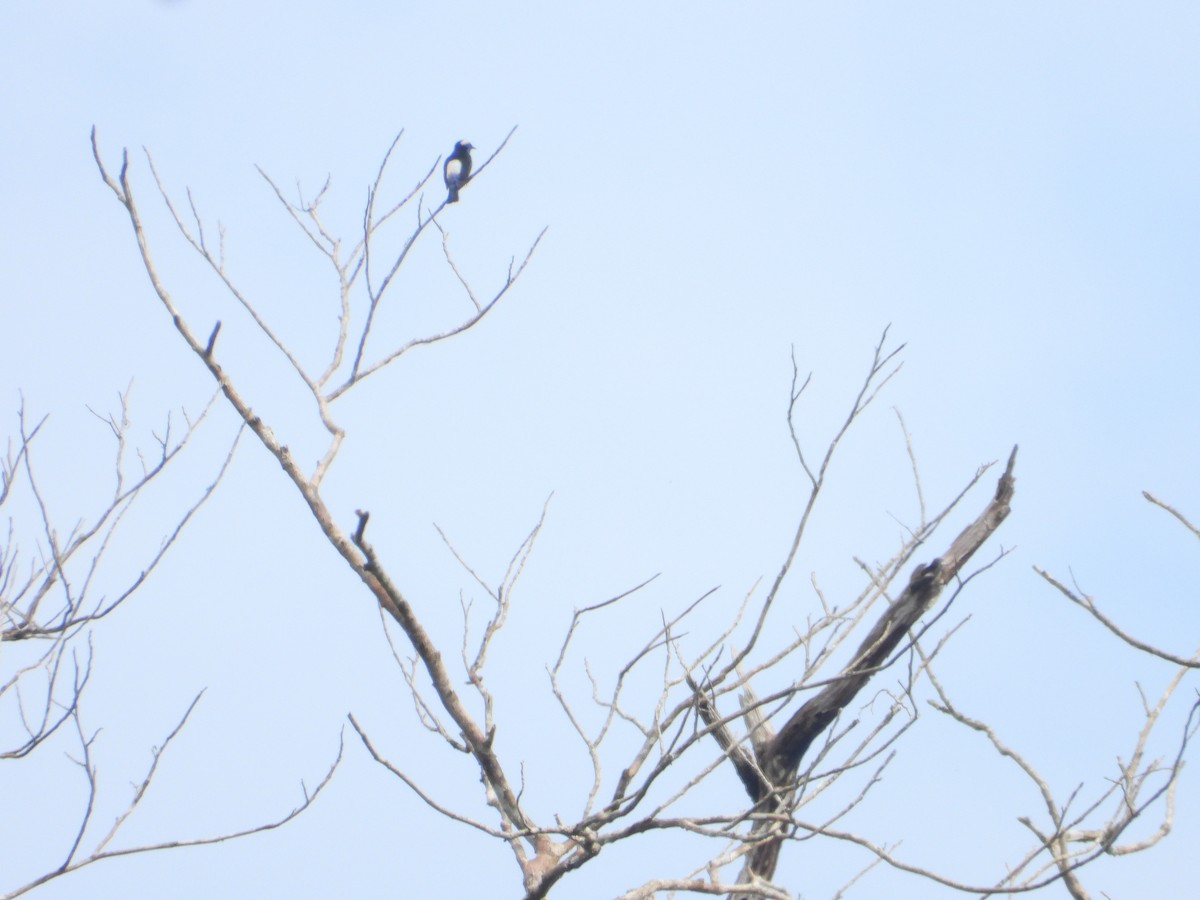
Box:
[447, 187, 459, 203]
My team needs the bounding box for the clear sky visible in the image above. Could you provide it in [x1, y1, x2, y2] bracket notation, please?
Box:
[2, 1, 1199, 897]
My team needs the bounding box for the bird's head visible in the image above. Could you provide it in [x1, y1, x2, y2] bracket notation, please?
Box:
[457, 141, 475, 152]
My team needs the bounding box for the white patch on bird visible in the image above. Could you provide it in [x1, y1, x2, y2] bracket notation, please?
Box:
[445, 159, 463, 182]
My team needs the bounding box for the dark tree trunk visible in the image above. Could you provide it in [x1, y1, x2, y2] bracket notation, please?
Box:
[710, 447, 1018, 898]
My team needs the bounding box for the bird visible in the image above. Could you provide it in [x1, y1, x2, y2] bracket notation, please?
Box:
[443, 141, 475, 204]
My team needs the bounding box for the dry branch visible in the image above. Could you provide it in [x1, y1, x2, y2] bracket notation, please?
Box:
[92, 126, 567, 896]
[728, 446, 1017, 889]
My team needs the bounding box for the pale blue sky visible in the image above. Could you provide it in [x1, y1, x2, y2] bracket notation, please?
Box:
[2, 2, 1198, 897]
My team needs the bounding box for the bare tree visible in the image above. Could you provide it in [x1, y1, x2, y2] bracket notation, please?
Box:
[85, 128, 1197, 899]
[0, 391, 341, 899]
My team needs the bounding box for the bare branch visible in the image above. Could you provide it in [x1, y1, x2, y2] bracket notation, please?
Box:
[330, 225, 547, 401]
[1142, 491, 1200, 540]
[1, 731, 344, 900]
[1035, 568, 1200, 668]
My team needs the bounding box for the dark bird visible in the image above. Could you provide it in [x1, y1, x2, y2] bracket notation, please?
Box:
[443, 141, 475, 204]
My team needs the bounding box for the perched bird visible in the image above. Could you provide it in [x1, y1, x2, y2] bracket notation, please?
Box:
[443, 141, 475, 204]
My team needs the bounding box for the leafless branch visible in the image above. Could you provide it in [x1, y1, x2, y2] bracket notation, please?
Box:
[2, 727, 343, 900]
[1036, 567, 1200, 668]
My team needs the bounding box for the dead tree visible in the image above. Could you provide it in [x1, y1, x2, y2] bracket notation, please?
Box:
[91, 128, 1196, 899]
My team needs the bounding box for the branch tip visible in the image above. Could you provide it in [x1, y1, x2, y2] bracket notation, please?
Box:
[353, 509, 370, 545]
[204, 321, 222, 358]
